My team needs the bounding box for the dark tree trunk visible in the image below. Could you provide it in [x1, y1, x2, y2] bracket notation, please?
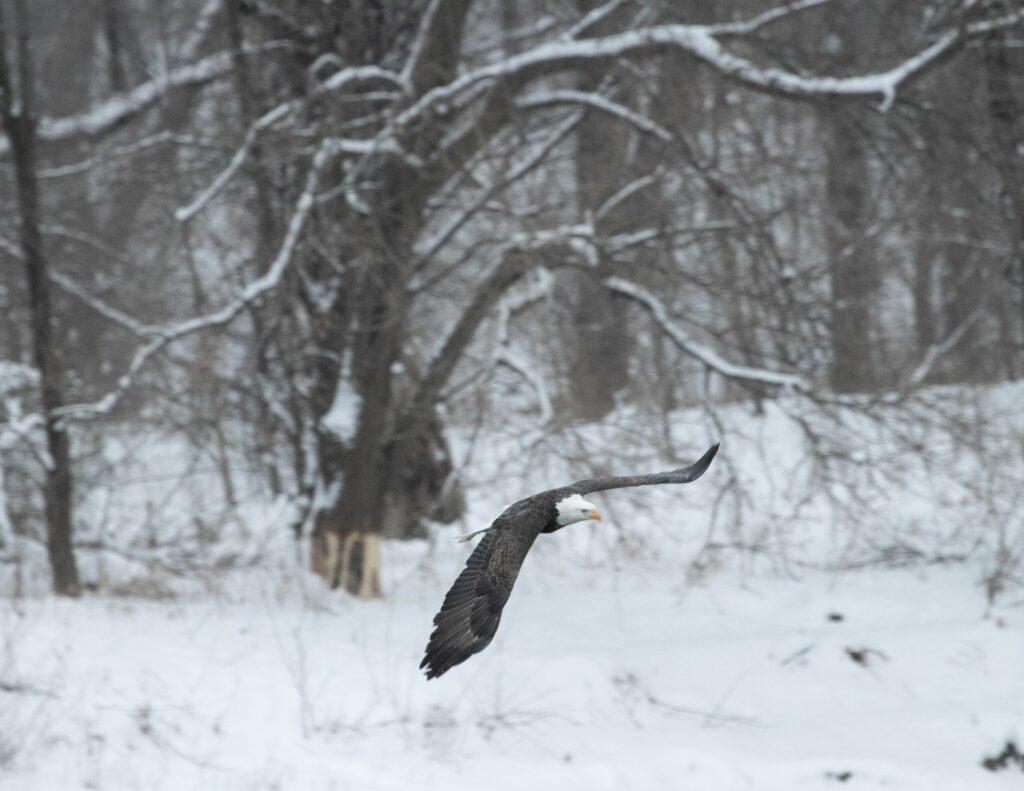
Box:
[224, 0, 288, 496]
[940, 249, 985, 381]
[912, 251, 938, 359]
[101, 0, 127, 93]
[984, 33, 1024, 377]
[310, 157, 419, 597]
[306, 1, 475, 596]
[825, 105, 877, 393]
[564, 0, 634, 421]
[332, 257, 407, 597]
[0, 1, 80, 595]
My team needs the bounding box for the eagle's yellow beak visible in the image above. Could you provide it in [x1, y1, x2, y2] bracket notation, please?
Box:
[589, 508, 602, 522]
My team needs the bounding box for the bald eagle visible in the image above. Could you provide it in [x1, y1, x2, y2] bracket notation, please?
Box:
[420, 442, 719, 679]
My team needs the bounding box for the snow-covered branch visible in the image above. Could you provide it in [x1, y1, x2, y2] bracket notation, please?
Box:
[37, 132, 200, 179]
[562, 0, 631, 41]
[397, 8, 1023, 134]
[604, 276, 810, 392]
[490, 268, 556, 423]
[517, 89, 673, 142]
[5, 230, 160, 336]
[401, 0, 473, 96]
[412, 110, 582, 280]
[175, 101, 295, 222]
[408, 226, 595, 426]
[0, 234, 19, 260]
[0, 42, 287, 155]
[317, 64, 405, 95]
[180, 0, 223, 63]
[494, 349, 553, 424]
[907, 310, 984, 387]
[595, 170, 665, 224]
[54, 138, 341, 421]
[0, 361, 45, 456]
[176, 62, 411, 223]
[710, 0, 834, 37]
[48, 270, 157, 337]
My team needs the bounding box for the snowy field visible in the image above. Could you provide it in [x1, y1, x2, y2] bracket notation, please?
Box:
[3, 386, 1024, 789]
[2, 561, 1022, 790]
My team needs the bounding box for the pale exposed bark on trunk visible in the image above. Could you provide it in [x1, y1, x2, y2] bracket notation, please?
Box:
[335, 532, 381, 599]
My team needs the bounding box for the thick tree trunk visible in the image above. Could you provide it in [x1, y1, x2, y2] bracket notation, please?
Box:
[310, 259, 403, 597]
[306, 1, 476, 596]
[224, 0, 289, 496]
[566, 0, 633, 421]
[0, 2, 80, 595]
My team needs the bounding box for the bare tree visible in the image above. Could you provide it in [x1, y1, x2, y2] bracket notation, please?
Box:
[983, 21, 1024, 374]
[2, 0, 1023, 597]
[0, 0, 79, 595]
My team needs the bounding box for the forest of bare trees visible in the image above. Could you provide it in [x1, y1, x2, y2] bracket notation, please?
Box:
[1, 0, 1022, 599]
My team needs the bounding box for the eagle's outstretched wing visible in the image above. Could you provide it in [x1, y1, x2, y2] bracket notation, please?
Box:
[420, 505, 544, 679]
[421, 442, 720, 679]
[567, 442, 719, 495]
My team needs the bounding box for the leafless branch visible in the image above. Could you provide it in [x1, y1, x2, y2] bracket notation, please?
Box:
[907, 309, 985, 387]
[54, 138, 342, 421]
[517, 89, 673, 141]
[605, 276, 811, 392]
[0, 42, 288, 155]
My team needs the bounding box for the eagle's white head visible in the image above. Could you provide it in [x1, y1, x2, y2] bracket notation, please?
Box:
[555, 493, 602, 526]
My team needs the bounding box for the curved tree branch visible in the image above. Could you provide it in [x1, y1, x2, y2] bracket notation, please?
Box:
[604, 276, 811, 392]
[54, 137, 342, 421]
[403, 226, 595, 428]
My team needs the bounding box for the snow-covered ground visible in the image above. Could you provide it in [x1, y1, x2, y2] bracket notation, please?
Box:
[2, 560, 1021, 790]
[2, 385, 1023, 789]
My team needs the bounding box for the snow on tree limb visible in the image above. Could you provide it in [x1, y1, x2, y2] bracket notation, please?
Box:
[604, 276, 810, 392]
[401, 0, 473, 97]
[36, 50, 237, 143]
[517, 89, 672, 141]
[397, 7, 1023, 134]
[401, 0, 445, 91]
[408, 226, 594, 425]
[48, 270, 157, 337]
[710, 0, 834, 37]
[176, 63, 413, 223]
[562, 0, 631, 41]
[8, 229, 170, 338]
[494, 349, 553, 424]
[175, 101, 295, 222]
[0, 43, 286, 155]
[907, 310, 984, 387]
[36, 132, 200, 179]
[412, 111, 582, 281]
[490, 268, 556, 423]
[318, 64, 406, 95]
[596, 171, 665, 224]
[180, 0, 223, 63]
[53, 138, 341, 421]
